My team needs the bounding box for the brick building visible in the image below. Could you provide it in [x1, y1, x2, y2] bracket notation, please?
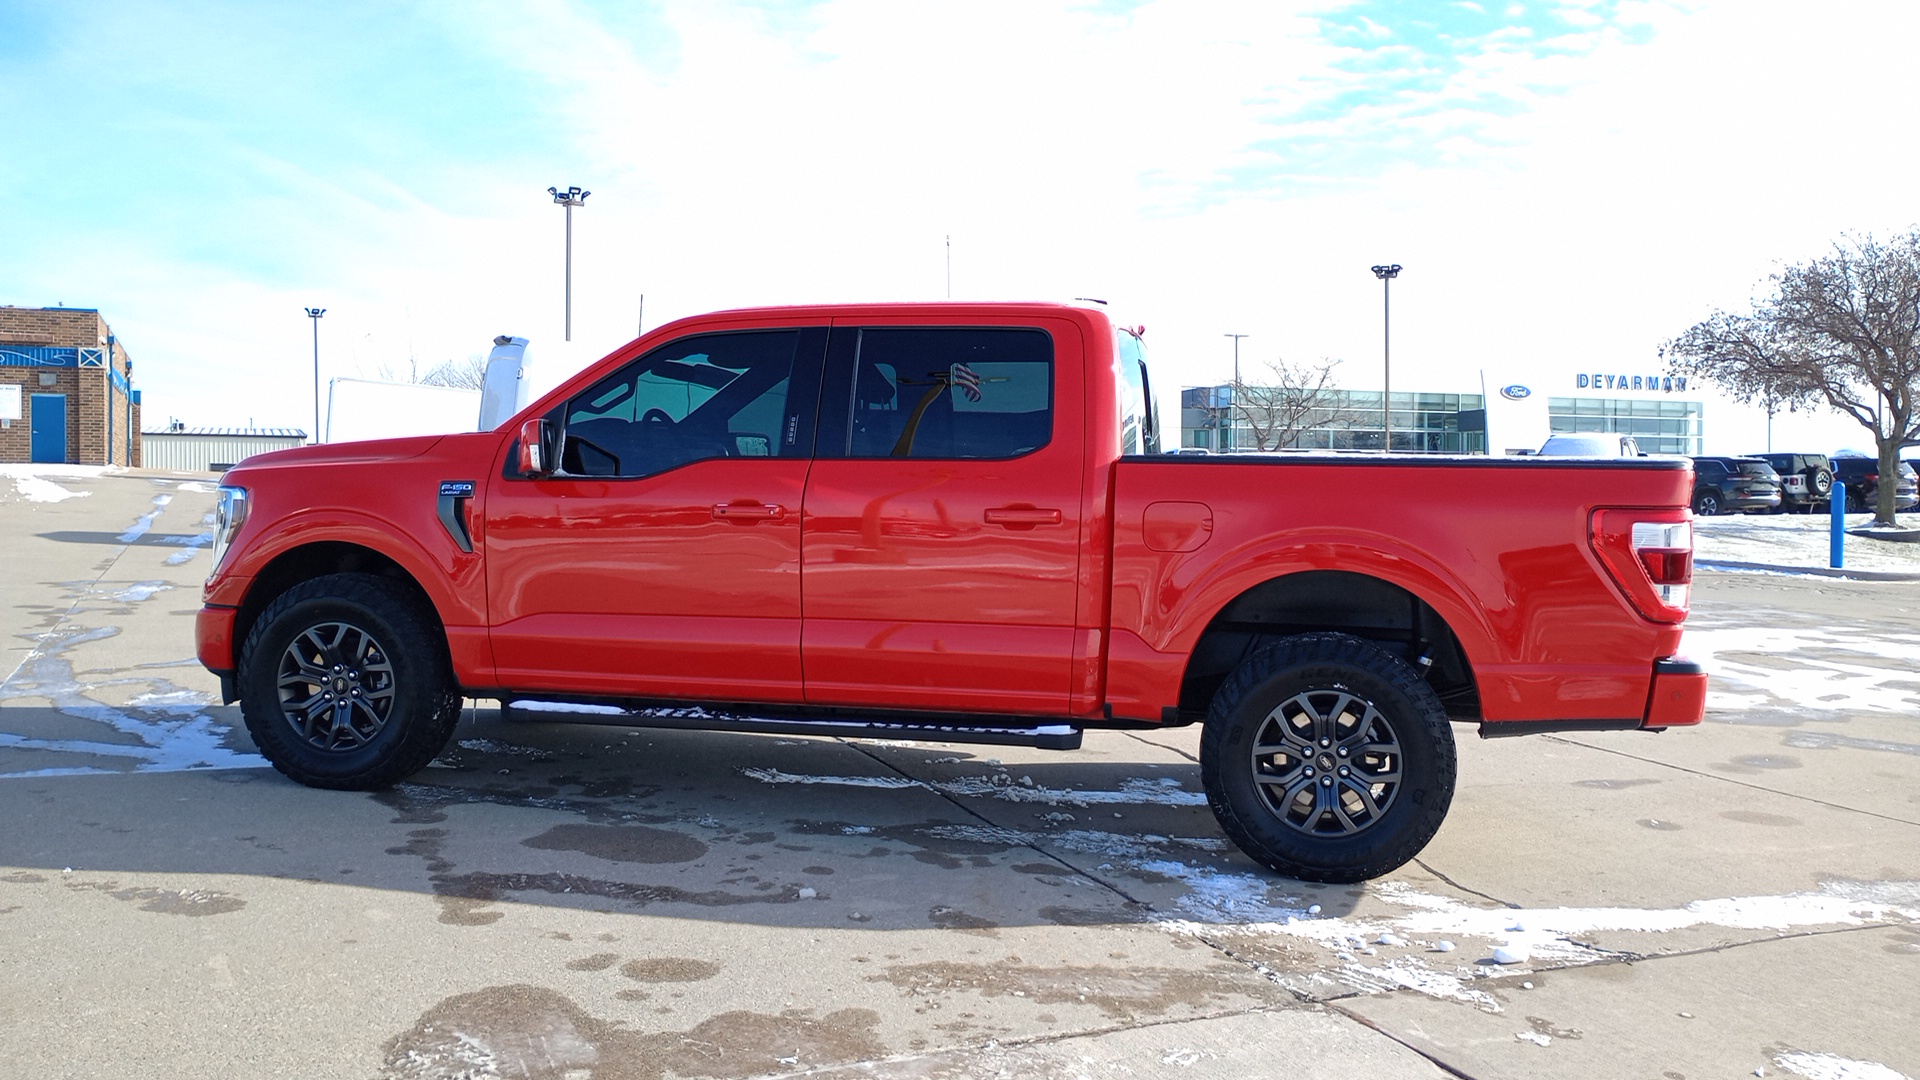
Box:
[0, 306, 141, 466]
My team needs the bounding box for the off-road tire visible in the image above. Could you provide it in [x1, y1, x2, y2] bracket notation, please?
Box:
[1200, 633, 1456, 883]
[1809, 469, 1833, 497]
[237, 572, 462, 790]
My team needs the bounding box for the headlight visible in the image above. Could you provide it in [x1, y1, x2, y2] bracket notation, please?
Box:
[210, 485, 249, 572]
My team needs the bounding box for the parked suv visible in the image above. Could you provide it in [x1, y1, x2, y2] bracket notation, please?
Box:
[1751, 452, 1833, 513]
[1830, 454, 1920, 512]
[1688, 456, 1782, 516]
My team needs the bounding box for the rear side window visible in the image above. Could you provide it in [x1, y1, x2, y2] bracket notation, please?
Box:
[1115, 328, 1158, 455]
[560, 330, 801, 477]
[844, 328, 1052, 459]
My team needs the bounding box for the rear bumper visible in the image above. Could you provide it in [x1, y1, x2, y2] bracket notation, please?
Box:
[1723, 492, 1781, 512]
[1478, 656, 1707, 737]
[1643, 656, 1707, 727]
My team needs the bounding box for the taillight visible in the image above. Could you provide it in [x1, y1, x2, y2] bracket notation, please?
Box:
[1591, 510, 1692, 623]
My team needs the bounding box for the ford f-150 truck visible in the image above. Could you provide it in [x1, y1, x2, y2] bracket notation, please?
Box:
[196, 302, 1706, 882]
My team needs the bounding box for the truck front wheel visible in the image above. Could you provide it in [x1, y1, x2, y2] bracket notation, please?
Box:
[1200, 633, 1456, 883]
[237, 573, 462, 790]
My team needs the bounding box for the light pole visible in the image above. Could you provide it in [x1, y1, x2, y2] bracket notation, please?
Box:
[548, 185, 590, 340]
[1370, 264, 1401, 451]
[1223, 333, 1248, 452]
[1223, 333, 1248, 386]
[305, 307, 325, 443]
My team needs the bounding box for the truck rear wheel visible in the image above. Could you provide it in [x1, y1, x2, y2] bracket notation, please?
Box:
[1200, 633, 1456, 883]
[237, 573, 462, 790]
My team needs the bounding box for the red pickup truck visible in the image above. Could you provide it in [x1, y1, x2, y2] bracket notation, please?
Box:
[197, 302, 1705, 882]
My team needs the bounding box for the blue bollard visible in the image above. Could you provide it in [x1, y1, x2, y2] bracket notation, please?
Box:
[1830, 480, 1845, 569]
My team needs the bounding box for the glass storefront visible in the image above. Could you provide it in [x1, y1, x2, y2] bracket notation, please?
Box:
[1181, 384, 1704, 456]
[1547, 396, 1703, 456]
[1181, 386, 1486, 454]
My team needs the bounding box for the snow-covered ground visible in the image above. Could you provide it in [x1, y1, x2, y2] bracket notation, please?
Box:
[1694, 512, 1920, 575]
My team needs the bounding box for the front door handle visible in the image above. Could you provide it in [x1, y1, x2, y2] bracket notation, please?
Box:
[712, 502, 785, 523]
[984, 506, 1062, 528]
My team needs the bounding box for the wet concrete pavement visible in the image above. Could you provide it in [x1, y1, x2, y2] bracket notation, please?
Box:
[2, 468, 1916, 1079]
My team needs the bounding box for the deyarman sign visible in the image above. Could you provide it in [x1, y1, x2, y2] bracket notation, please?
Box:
[1577, 373, 1689, 392]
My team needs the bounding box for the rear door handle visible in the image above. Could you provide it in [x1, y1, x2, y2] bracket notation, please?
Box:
[712, 502, 785, 523]
[984, 506, 1062, 528]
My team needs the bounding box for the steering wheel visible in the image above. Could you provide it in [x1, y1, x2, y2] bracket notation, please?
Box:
[642, 408, 674, 424]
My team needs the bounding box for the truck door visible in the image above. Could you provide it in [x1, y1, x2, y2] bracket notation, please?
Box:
[483, 326, 825, 702]
[801, 319, 1086, 714]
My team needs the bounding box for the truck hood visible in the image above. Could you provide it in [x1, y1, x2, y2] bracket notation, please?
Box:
[227, 435, 447, 474]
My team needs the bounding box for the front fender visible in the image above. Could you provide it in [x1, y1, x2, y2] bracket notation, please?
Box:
[205, 505, 487, 644]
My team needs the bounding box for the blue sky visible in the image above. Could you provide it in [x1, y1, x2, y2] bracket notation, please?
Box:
[2, 0, 1914, 452]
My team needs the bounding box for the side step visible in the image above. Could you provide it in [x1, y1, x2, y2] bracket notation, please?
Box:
[500, 698, 1085, 751]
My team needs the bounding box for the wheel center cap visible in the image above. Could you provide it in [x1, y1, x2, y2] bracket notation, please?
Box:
[1318, 753, 1336, 771]
[333, 677, 349, 693]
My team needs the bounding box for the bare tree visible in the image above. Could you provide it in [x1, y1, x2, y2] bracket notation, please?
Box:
[1229, 355, 1344, 450]
[1663, 230, 1920, 524]
[421, 355, 489, 391]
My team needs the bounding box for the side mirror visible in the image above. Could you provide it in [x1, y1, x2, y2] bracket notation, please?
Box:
[518, 418, 552, 477]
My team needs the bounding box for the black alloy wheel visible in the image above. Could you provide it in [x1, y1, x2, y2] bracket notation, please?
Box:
[1200, 633, 1456, 883]
[275, 620, 396, 751]
[238, 572, 463, 789]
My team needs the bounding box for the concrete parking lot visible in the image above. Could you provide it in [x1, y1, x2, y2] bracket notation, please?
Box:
[3, 467, 1916, 1079]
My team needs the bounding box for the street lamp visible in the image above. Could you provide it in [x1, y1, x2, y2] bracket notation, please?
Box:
[1223, 334, 1249, 452]
[548, 185, 590, 340]
[1224, 333, 1248, 386]
[305, 307, 325, 444]
[1370, 264, 1401, 451]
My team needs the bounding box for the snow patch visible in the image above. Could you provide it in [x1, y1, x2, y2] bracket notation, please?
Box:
[1683, 622, 1920, 715]
[1773, 1051, 1914, 1080]
[1136, 859, 1307, 921]
[116, 494, 172, 544]
[12, 476, 90, 502]
[510, 699, 626, 715]
[164, 533, 212, 565]
[1153, 877, 1920, 1013]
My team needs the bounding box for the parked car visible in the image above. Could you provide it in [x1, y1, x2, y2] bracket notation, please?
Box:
[1688, 456, 1782, 516]
[1830, 454, 1920, 512]
[1750, 452, 1833, 513]
[1539, 432, 1642, 457]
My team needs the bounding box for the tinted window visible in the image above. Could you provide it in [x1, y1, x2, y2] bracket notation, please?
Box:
[844, 328, 1052, 459]
[560, 330, 800, 478]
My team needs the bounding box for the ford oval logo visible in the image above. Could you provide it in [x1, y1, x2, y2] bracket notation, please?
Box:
[1500, 384, 1531, 400]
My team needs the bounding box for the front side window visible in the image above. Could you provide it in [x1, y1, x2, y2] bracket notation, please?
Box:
[846, 328, 1052, 459]
[560, 330, 799, 477]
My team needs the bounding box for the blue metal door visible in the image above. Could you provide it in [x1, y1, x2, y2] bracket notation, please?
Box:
[30, 393, 67, 463]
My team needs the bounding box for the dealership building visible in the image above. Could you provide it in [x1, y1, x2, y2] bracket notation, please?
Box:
[1180, 368, 1705, 457]
[0, 305, 142, 466]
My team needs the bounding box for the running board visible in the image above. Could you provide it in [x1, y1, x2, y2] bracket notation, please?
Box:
[499, 698, 1085, 751]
